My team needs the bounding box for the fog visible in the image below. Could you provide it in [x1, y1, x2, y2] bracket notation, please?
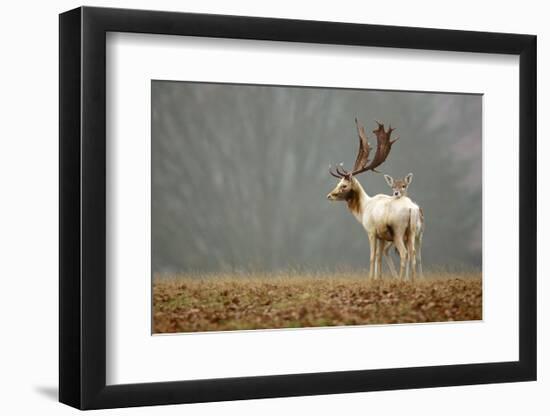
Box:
[152, 81, 482, 274]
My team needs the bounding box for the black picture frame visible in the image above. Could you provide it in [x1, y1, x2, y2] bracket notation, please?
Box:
[59, 6, 537, 410]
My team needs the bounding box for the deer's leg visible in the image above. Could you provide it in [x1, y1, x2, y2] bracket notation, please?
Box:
[384, 243, 398, 279]
[368, 233, 377, 280]
[394, 235, 408, 280]
[373, 240, 379, 279]
[405, 249, 410, 280]
[376, 239, 384, 279]
[416, 233, 423, 278]
[407, 233, 417, 280]
[374, 238, 381, 280]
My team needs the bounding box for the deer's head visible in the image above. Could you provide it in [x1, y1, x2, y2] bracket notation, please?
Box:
[327, 118, 398, 201]
[327, 175, 357, 201]
[384, 173, 413, 198]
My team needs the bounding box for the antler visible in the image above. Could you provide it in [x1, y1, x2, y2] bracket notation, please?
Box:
[352, 118, 372, 172]
[351, 120, 398, 175]
[328, 118, 398, 179]
[329, 163, 351, 178]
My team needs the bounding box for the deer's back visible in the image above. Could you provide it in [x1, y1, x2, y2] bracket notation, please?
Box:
[363, 195, 419, 233]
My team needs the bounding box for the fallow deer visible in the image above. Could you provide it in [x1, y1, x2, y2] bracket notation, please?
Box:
[326, 118, 422, 280]
[383, 173, 425, 278]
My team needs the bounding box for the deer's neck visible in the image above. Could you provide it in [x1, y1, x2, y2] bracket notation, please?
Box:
[346, 179, 369, 221]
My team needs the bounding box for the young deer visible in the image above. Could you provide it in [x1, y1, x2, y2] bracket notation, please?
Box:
[327, 119, 422, 280]
[383, 173, 425, 279]
[385, 173, 413, 198]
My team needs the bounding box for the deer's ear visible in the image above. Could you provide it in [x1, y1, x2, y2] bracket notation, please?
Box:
[384, 174, 394, 187]
[405, 173, 413, 185]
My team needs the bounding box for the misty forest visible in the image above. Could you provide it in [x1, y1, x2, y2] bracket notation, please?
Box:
[152, 81, 481, 274]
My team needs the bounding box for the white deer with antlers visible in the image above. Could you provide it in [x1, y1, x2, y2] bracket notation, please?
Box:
[326, 118, 422, 280]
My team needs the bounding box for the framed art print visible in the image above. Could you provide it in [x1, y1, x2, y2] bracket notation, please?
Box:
[59, 6, 536, 409]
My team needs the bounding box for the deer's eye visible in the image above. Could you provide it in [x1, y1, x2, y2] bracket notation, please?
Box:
[402, 186, 406, 189]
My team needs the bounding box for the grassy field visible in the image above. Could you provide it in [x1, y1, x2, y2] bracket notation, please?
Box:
[153, 272, 482, 333]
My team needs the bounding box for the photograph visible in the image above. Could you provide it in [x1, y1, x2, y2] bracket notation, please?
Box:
[151, 81, 483, 334]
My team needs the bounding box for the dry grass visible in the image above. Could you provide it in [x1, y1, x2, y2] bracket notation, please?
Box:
[153, 271, 482, 333]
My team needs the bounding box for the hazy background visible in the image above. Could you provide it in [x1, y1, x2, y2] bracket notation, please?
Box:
[152, 81, 482, 274]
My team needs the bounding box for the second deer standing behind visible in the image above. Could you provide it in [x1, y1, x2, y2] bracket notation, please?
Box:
[383, 173, 425, 279]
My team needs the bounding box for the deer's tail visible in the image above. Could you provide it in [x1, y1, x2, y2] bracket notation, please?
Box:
[409, 208, 418, 240]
